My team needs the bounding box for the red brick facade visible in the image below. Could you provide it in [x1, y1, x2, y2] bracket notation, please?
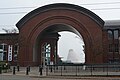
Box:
[0, 34, 18, 65]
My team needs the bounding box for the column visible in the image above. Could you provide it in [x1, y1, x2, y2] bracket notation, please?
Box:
[55, 41, 58, 64]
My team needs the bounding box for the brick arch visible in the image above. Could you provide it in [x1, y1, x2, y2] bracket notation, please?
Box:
[16, 3, 104, 66]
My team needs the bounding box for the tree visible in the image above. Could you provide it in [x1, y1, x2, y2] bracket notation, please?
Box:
[2, 28, 18, 33]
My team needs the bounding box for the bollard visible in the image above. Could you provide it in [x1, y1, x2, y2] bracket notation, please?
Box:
[50, 66, 52, 72]
[8, 64, 10, 69]
[90, 65, 93, 76]
[39, 65, 41, 72]
[40, 66, 43, 75]
[28, 66, 30, 72]
[46, 66, 48, 76]
[17, 65, 19, 72]
[56, 66, 58, 70]
[0, 66, 2, 74]
[13, 66, 15, 75]
[64, 66, 66, 70]
[26, 67, 29, 75]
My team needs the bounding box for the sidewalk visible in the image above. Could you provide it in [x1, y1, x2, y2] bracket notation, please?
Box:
[1, 74, 120, 80]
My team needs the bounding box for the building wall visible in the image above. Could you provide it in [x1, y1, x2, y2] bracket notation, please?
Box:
[0, 34, 19, 65]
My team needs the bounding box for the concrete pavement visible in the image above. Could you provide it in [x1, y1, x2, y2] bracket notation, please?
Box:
[1, 74, 120, 80]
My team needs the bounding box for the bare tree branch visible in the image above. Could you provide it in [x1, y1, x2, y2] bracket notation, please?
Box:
[2, 28, 18, 33]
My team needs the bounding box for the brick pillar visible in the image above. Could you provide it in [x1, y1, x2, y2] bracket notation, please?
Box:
[102, 30, 109, 63]
[50, 40, 55, 65]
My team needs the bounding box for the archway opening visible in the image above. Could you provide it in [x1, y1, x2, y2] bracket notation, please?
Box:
[58, 31, 85, 63]
[34, 24, 86, 66]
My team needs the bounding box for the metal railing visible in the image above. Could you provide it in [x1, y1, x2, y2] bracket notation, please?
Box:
[46, 63, 120, 76]
[1, 63, 120, 76]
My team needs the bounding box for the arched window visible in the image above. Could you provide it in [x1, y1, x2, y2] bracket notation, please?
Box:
[108, 30, 113, 40]
[114, 30, 119, 39]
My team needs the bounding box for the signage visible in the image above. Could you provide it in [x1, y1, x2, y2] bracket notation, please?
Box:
[8, 45, 12, 61]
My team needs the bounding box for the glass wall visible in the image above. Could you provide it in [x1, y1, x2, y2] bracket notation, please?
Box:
[41, 42, 51, 65]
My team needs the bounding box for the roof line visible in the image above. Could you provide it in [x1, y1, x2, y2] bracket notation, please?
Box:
[16, 3, 104, 29]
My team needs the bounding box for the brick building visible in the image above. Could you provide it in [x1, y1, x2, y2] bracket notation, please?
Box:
[0, 3, 120, 66]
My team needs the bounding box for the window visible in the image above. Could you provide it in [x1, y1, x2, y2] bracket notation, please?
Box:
[0, 43, 7, 61]
[108, 58, 119, 64]
[108, 29, 119, 52]
[0, 45, 3, 50]
[114, 30, 119, 39]
[41, 43, 51, 65]
[115, 44, 119, 52]
[108, 30, 113, 40]
[109, 44, 113, 52]
[14, 44, 19, 61]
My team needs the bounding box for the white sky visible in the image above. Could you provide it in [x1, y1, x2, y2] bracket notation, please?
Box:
[0, 0, 120, 62]
[58, 31, 84, 62]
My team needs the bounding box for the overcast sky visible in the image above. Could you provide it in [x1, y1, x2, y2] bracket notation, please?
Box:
[0, 0, 120, 62]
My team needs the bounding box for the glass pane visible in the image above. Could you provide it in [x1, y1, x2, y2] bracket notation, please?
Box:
[14, 45, 18, 51]
[114, 30, 118, 39]
[46, 49, 48, 52]
[115, 44, 119, 52]
[108, 30, 113, 39]
[0, 44, 3, 49]
[0, 53, 3, 61]
[0, 49, 3, 52]
[3, 52, 7, 60]
[14, 54, 18, 61]
[41, 42, 51, 65]
[14, 52, 17, 55]
[4, 45, 7, 51]
[46, 53, 50, 57]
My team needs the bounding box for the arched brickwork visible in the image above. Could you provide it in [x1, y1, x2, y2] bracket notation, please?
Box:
[16, 3, 104, 66]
